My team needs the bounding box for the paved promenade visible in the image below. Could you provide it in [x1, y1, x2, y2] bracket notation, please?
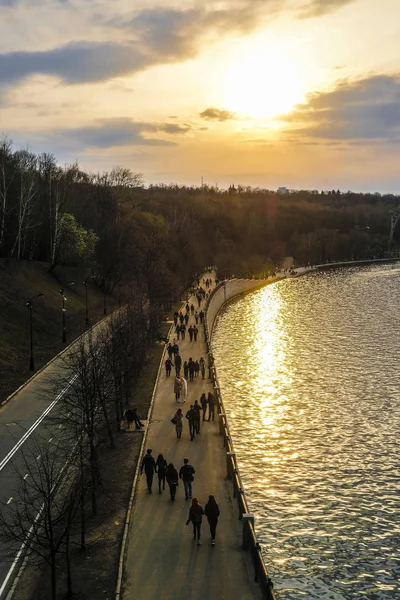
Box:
[123, 280, 260, 600]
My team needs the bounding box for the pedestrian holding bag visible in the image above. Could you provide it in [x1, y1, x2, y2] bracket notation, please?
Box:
[171, 417, 177, 425]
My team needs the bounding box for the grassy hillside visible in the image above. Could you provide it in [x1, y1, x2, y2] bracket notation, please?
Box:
[0, 259, 118, 402]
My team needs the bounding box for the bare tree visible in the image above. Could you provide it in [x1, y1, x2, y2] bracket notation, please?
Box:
[0, 435, 81, 600]
[10, 149, 39, 259]
[0, 135, 15, 253]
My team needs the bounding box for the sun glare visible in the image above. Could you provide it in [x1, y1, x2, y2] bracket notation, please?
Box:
[223, 41, 305, 119]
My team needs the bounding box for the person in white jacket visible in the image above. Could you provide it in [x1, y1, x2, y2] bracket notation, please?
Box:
[180, 376, 188, 402]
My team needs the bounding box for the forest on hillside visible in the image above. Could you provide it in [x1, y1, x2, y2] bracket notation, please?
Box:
[1, 135, 400, 312]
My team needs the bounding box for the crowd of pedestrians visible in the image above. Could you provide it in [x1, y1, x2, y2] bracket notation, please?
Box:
[140, 273, 222, 546]
[141, 450, 221, 546]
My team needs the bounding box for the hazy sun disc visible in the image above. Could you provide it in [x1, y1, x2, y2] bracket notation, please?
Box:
[224, 45, 305, 119]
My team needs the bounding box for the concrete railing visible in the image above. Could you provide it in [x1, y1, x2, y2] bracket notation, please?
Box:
[204, 278, 276, 600]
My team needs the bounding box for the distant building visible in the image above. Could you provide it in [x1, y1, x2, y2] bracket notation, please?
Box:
[277, 187, 289, 194]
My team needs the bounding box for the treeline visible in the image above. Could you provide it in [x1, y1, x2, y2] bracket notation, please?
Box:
[2, 135, 400, 295]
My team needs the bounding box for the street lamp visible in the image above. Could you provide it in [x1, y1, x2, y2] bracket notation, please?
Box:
[59, 289, 67, 343]
[26, 293, 44, 371]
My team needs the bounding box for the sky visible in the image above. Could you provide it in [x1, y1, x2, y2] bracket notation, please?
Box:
[1, 0, 400, 192]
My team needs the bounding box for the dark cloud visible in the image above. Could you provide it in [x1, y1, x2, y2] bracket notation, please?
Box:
[0, 2, 279, 87]
[151, 123, 191, 134]
[42, 118, 178, 150]
[299, 0, 355, 18]
[199, 107, 237, 122]
[0, 42, 147, 84]
[282, 75, 400, 143]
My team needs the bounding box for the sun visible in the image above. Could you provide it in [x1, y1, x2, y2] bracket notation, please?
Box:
[223, 41, 305, 119]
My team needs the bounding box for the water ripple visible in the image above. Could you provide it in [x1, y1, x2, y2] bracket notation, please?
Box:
[212, 264, 400, 599]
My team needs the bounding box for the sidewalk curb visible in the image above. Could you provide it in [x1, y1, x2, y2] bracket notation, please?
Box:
[1, 309, 122, 409]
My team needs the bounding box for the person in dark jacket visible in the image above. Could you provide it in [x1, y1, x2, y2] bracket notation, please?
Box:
[193, 400, 201, 434]
[166, 463, 179, 501]
[175, 353, 182, 376]
[185, 406, 196, 441]
[155, 453, 168, 494]
[141, 449, 156, 493]
[186, 497, 204, 545]
[207, 392, 216, 421]
[200, 393, 207, 421]
[179, 458, 195, 499]
[188, 358, 195, 382]
[204, 495, 220, 545]
[165, 357, 173, 377]
[174, 375, 181, 401]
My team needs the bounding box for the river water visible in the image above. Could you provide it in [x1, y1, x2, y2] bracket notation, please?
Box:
[211, 264, 400, 600]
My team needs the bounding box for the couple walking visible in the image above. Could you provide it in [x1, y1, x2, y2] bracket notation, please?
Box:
[186, 496, 220, 546]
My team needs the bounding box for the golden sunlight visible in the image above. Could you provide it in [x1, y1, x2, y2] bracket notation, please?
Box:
[223, 41, 305, 119]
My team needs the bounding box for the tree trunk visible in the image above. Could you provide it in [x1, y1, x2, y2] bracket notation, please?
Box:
[50, 550, 57, 600]
[66, 526, 72, 598]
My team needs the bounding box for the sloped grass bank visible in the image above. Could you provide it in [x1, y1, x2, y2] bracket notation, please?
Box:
[0, 259, 117, 403]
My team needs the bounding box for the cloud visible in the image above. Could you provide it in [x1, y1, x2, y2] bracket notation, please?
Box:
[40, 118, 181, 151]
[0, 2, 279, 86]
[299, 0, 355, 18]
[281, 75, 400, 144]
[199, 107, 237, 122]
[0, 42, 146, 85]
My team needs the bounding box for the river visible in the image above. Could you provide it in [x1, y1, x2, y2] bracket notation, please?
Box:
[211, 264, 400, 600]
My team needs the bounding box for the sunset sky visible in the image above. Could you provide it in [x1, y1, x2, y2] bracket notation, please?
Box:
[1, 0, 400, 191]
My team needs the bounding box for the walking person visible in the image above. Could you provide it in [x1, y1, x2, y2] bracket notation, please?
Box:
[175, 353, 182, 376]
[200, 393, 207, 421]
[166, 463, 179, 501]
[176, 323, 181, 340]
[141, 449, 156, 494]
[193, 400, 201, 434]
[180, 323, 186, 340]
[193, 325, 198, 341]
[186, 405, 197, 440]
[194, 360, 200, 378]
[180, 376, 188, 402]
[188, 358, 195, 382]
[165, 357, 173, 377]
[186, 498, 204, 546]
[207, 392, 216, 421]
[208, 354, 214, 378]
[172, 407, 183, 438]
[199, 310, 204, 324]
[174, 375, 181, 401]
[188, 325, 194, 341]
[155, 453, 168, 494]
[199, 356, 206, 379]
[195, 311, 199, 324]
[183, 360, 189, 380]
[179, 458, 195, 499]
[205, 495, 220, 546]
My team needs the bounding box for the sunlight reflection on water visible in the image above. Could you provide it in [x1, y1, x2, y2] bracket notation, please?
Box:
[212, 264, 400, 599]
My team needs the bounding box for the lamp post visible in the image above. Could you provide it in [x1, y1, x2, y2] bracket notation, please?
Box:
[60, 289, 67, 343]
[26, 293, 44, 371]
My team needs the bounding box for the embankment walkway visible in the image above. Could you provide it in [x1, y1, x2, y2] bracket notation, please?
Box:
[122, 275, 260, 600]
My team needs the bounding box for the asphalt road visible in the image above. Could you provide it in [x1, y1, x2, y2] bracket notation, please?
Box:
[0, 317, 112, 599]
